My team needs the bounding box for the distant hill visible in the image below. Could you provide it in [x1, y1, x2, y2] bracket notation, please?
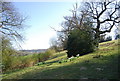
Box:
[19, 49, 47, 53]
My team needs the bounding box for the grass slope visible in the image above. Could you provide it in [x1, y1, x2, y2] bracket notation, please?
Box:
[2, 40, 120, 79]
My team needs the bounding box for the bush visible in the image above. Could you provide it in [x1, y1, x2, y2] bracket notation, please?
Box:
[2, 46, 54, 72]
[46, 49, 55, 55]
[66, 29, 95, 58]
[2, 49, 18, 71]
[38, 49, 55, 62]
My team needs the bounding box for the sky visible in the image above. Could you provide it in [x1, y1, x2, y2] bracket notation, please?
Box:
[12, 1, 116, 50]
[13, 2, 76, 50]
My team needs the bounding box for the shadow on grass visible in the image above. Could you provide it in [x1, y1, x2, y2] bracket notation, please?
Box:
[46, 60, 59, 64]
[12, 52, 119, 80]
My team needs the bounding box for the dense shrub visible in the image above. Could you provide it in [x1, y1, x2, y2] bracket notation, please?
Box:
[45, 49, 55, 56]
[2, 42, 18, 71]
[66, 29, 95, 58]
[2, 50, 54, 72]
[38, 49, 55, 62]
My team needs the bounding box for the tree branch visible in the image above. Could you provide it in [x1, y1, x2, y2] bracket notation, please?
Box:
[100, 21, 115, 34]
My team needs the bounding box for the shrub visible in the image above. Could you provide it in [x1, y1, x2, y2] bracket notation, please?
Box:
[40, 49, 55, 61]
[2, 48, 53, 72]
[39, 53, 50, 62]
[2, 55, 13, 71]
[45, 49, 55, 55]
[66, 29, 95, 58]
[10, 56, 22, 69]
[2, 49, 17, 71]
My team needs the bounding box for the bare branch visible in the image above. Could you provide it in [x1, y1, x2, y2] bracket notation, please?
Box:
[100, 21, 115, 34]
[98, 2, 107, 18]
[0, 2, 27, 41]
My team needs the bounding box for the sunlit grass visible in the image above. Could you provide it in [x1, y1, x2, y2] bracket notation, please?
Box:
[2, 39, 119, 79]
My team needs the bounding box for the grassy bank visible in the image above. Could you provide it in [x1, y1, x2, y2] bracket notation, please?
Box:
[2, 39, 119, 79]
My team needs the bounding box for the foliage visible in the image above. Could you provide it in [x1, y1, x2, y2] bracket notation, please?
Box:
[45, 49, 55, 56]
[1, 36, 17, 71]
[66, 29, 95, 58]
[38, 49, 55, 62]
[54, 3, 97, 51]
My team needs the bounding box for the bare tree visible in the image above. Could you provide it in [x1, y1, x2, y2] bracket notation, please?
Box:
[54, 3, 94, 50]
[84, 0, 120, 46]
[51, 3, 94, 50]
[52, 1, 120, 49]
[0, 2, 27, 41]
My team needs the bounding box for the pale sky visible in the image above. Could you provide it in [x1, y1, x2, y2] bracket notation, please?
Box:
[13, 2, 76, 50]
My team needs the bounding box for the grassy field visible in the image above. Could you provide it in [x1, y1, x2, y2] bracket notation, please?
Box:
[1, 39, 120, 80]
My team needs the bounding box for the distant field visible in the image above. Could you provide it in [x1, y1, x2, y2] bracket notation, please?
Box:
[2, 39, 120, 80]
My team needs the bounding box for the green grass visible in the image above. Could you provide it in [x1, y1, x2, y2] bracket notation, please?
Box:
[1, 39, 120, 79]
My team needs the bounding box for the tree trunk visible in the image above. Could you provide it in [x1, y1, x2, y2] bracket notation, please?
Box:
[94, 32, 100, 48]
